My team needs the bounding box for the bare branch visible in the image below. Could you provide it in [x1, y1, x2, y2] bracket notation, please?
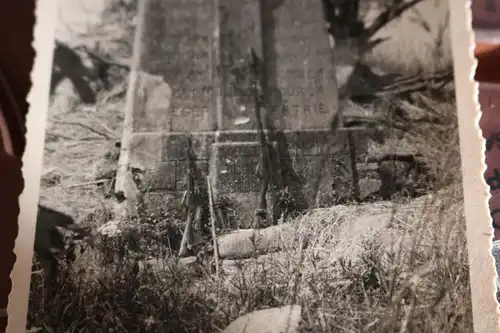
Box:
[77, 45, 131, 71]
[378, 70, 453, 96]
[64, 180, 109, 188]
[87, 113, 119, 138]
[364, 0, 426, 40]
[52, 120, 117, 140]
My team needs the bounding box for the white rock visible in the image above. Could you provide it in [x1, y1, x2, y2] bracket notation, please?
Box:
[222, 305, 301, 333]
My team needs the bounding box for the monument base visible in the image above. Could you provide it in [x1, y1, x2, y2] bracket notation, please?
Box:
[120, 129, 354, 227]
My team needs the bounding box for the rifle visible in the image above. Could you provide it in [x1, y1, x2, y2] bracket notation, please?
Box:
[179, 138, 203, 257]
[249, 48, 278, 227]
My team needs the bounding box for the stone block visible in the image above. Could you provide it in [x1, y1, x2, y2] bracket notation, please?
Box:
[217, 130, 270, 143]
[217, 223, 307, 260]
[209, 129, 352, 215]
[219, 0, 260, 131]
[143, 161, 177, 191]
[161, 134, 189, 161]
[135, 0, 216, 132]
[127, 132, 214, 171]
[218, 229, 257, 259]
[260, 0, 339, 130]
[211, 141, 275, 194]
[216, 192, 265, 229]
[128, 132, 164, 169]
[176, 159, 210, 191]
[130, 71, 172, 133]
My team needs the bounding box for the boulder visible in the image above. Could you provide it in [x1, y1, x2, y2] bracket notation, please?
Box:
[217, 224, 307, 260]
[222, 305, 302, 333]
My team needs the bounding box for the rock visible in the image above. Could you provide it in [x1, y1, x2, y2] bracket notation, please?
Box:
[179, 256, 198, 267]
[222, 305, 302, 333]
[218, 229, 256, 259]
[253, 223, 305, 253]
[217, 224, 308, 260]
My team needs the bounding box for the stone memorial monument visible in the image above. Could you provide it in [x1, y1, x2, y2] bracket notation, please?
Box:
[115, 0, 355, 226]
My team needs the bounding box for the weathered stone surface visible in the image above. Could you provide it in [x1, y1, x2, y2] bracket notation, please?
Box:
[211, 129, 352, 200]
[222, 305, 302, 333]
[117, 0, 356, 223]
[127, 132, 214, 169]
[136, 0, 216, 132]
[217, 223, 306, 259]
[260, 0, 339, 130]
[211, 141, 269, 194]
[129, 71, 173, 132]
[126, 132, 214, 193]
[218, 229, 257, 259]
[219, 0, 260, 130]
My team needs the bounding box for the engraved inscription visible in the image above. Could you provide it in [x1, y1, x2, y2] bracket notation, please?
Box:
[158, 1, 215, 131]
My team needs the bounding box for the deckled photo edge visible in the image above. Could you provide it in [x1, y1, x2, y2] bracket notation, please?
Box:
[453, 0, 500, 332]
[7, 0, 58, 332]
[4, 0, 500, 332]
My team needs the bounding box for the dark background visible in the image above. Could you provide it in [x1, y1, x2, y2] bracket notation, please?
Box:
[0, 2, 35, 332]
[476, 42, 500, 84]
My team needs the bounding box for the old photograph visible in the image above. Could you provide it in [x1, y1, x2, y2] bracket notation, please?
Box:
[22, 0, 476, 332]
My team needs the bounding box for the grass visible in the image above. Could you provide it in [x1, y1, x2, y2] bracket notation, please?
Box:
[27, 0, 473, 332]
[28, 179, 472, 332]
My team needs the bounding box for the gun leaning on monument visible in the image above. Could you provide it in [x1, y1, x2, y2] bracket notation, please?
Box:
[179, 138, 204, 257]
[249, 48, 277, 227]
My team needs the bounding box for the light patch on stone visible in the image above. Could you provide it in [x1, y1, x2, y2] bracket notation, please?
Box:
[234, 116, 251, 125]
[222, 305, 302, 333]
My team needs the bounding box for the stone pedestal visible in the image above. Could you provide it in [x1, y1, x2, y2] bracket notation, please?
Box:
[116, 0, 354, 225]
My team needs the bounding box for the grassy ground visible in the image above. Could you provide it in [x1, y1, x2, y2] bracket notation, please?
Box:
[28, 0, 473, 332]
